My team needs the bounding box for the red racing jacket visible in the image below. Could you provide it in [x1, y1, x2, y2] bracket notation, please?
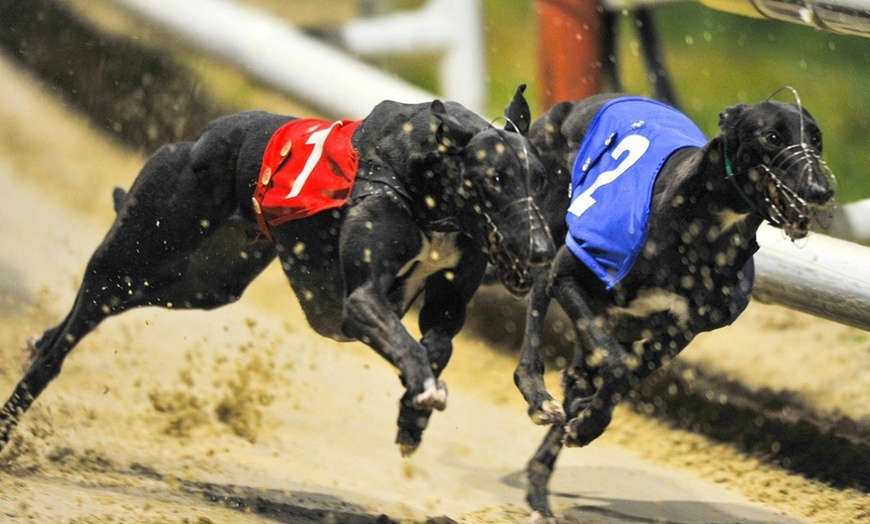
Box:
[252, 118, 362, 239]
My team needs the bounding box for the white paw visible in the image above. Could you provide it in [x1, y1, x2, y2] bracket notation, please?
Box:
[531, 399, 566, 425]
[413, 378, 448, 410]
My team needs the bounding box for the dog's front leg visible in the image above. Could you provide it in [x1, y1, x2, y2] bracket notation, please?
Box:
[550, 274, 633, 448]
[339, 199, 447, 415]
[514, 268, 566, 425]
[343, 283, 446, 410]
[395, 257, 486, 455]
[395, 325, 452, 456]
[524, 348, 601, 522]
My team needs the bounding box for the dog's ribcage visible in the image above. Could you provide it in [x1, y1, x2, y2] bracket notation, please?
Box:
[602, 211, 755, 345]
[605, 287, 691, 331]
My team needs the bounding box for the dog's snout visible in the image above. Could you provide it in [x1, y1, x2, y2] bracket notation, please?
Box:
[808, 179, 835, 205]
[804, 160, 836, 205]
[529, 221, 556, 265]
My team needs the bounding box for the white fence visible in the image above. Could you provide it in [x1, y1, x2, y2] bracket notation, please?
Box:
[112, 0, 442, 119]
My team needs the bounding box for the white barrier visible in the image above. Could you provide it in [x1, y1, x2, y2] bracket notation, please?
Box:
[699, 0, 870, 37]
[602, 0, 870, 38]
[817, 198, 870, 245]
[341, 0, 486, 113]
[754, 225, 870, 331]
[113, 0, 438, 120]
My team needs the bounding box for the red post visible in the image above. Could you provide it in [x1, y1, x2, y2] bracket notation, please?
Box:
[535, 0, 603, 111]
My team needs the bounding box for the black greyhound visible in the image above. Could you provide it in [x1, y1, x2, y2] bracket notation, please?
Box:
[0, 85, 555, 457]
[513, 93, 835, 521]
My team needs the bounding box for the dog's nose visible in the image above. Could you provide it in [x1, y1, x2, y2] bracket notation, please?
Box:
[806, 174, 835, 205]
[529, 222, 556, 265]
[811, 183, 836, 205]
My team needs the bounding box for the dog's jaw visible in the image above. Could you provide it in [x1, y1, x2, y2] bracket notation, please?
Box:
[488, 239, 533, 296]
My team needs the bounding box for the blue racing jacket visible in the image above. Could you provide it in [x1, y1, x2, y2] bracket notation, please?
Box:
[565, 97, 754, 324]
[566, 97, 707, 289]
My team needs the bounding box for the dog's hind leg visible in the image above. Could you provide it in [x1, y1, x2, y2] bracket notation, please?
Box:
[0, 139, 276, 452]
[0, 285, 105, 450]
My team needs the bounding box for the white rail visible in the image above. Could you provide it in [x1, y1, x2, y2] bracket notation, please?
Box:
[341, 0, 486, 113]
[700, 0, 870, 37]
[754, 225, 870, 331]
[602, 0, 870, 37]
[817, 198, 870, 245]
[113, 0, 438, 120]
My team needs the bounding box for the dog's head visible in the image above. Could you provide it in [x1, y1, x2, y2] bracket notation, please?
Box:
[456, 85, 556, 296]
[356, 86, 555, 295]
[718, 99, 836, 240]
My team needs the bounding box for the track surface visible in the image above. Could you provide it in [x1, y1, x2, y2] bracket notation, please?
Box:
[0, 56, 866, 523]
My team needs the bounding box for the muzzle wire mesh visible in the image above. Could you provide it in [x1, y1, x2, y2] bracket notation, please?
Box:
[760, 86, 837, 238]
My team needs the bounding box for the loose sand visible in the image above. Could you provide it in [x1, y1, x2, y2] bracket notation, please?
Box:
[0, 56, 867, 524]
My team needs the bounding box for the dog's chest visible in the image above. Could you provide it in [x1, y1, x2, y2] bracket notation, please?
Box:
[606, 288, 692, 332]
[395, 231, 463, 309]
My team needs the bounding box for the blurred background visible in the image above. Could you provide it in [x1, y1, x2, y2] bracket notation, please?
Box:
[3, 0, 870, 203]
[401, 0, 870, 204]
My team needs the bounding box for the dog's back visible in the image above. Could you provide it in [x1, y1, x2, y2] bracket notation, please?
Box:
[529, 94, 621, 242]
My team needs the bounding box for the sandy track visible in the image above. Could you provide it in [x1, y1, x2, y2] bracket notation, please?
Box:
[0, 56, 867, 523]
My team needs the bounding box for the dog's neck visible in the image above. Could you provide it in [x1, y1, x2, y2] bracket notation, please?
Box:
[654, 137, 766, 239]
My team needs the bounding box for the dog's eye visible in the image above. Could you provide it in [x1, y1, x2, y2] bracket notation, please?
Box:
[485, 167, 502, 188]
[808, 130, 822, 150]
[761, 131, 781, 148]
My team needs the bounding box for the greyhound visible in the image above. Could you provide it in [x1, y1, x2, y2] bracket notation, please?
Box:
[513, 93, 835, 521]
[0, 85, 555, 457]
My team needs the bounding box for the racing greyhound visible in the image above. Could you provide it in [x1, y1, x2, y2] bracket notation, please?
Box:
[0, 85, 555, 457]
[514, 93, 835, 521]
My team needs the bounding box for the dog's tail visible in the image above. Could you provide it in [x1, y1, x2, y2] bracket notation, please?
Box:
[112, 187, 127, 213]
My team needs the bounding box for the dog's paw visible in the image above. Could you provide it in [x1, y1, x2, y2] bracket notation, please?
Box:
[529, 398, 566, 425]
[398, 442, 418, 457]
[413, 378, 448, 411]
[395, 411, 426, 457]
[563, 407, 612, 448]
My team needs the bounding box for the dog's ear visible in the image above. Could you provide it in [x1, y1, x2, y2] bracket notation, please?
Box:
[718, 103, 749, 131]
[504, 84, 530, 136]
[430, 100, 475, 152]
[430, 99, 447, 115]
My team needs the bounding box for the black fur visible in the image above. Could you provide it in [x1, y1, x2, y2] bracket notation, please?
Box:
[0, 86, 555, 457]
[515, 94, 835, 521]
